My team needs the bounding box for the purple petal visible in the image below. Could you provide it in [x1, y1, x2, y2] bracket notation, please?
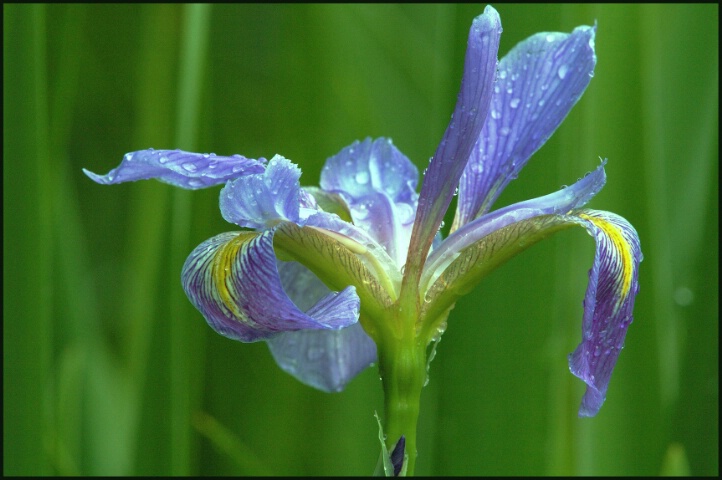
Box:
[266, 323, 377, 392]
[405, 6, 502, 278]
[181, 230, 360, 342]
[320, 138, 419, 266]
[454, 24, 597, 229]
[568, 210, 642, 417]
[83, 149, 265, 190]
[423, 162, 606, 290]
[220, 155, 302, 229]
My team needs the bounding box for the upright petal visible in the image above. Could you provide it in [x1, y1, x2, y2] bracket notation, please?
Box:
[181, 230, 359, 342]
[220, 155, 302, 229]
[83, 149, 266, 189]
[405, 6, 502, 281]
[568, 210, 642, 417]
[453, 24, 597, 230]
[320, 138, 419, 267]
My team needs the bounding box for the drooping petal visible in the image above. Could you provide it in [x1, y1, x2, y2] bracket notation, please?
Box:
[266, 260, 377, 391]
[405, 5, 502, 281]
[320, 138, 419, 267]
[422, 162, 606, 294]
[267, 323, 377, 392]
[181, 230, 359, 342]
[568, 210, 642, 417]
[419, 206, 641, 417]
[83, 149, 266, 189]
[453, 24, 597, 230]
[220, 154, 302, 229]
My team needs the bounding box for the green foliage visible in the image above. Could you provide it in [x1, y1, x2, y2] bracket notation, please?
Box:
[3, 4, 718, 475]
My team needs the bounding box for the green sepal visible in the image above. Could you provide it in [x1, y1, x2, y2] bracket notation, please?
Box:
[420, 214, 575, 334]
[273, 222, 395, 337]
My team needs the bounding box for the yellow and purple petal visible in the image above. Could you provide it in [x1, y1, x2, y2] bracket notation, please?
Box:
[453, 24, 597, 230]
[418, 161, 641, 416]
[181, 230, 360, 343]
[83, 148, 265, 189]
[568, 210, 642, 417]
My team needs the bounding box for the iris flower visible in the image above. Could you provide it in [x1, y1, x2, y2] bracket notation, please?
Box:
[85, 5, 641, 474]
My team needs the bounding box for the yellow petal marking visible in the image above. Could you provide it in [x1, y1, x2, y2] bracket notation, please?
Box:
[578, 212, 634, 312]
[211, 232, 257, 323]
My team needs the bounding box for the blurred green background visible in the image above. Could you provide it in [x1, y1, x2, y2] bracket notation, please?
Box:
[4, 4, 718, 476]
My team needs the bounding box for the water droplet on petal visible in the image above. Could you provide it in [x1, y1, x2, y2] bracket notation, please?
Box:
[182, 162, 198, 172]
[510, 98, 521, 109]
[500, 126, 511, 136]
[558, 64, 569, 79]
[498, 70, 507, 80]
[159, 156, 169, 164]
[355, 171, 369, 185]
[490, 109, 500, 119]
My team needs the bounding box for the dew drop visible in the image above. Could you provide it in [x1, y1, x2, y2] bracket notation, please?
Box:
[498, 70, 507, 80]
[159, 156, 169, 164]
[558, 64, 569, 79]
[182, 162, 198, 172]
[490, 109, 500, 119]
[500, 126, 511, 136]
[355, 171, 369, 185]
[510, 98, 521, 109]
[124, 153, 134, 162]
[355, 204, 369, 220]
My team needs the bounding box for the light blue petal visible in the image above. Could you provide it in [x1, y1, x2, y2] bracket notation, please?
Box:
[83, 148, 265, 189]
[568, 210, 642, 417]
[406, 5, 502, 279]
[267, 323, 377, 392]
[320, 138, 418, 267]
[181, 229, 359, 343]
[220, 155, 302, 229]
[454, 24, 597, 229]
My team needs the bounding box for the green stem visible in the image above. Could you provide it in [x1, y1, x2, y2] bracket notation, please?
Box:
[377, 310, 427, 476]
